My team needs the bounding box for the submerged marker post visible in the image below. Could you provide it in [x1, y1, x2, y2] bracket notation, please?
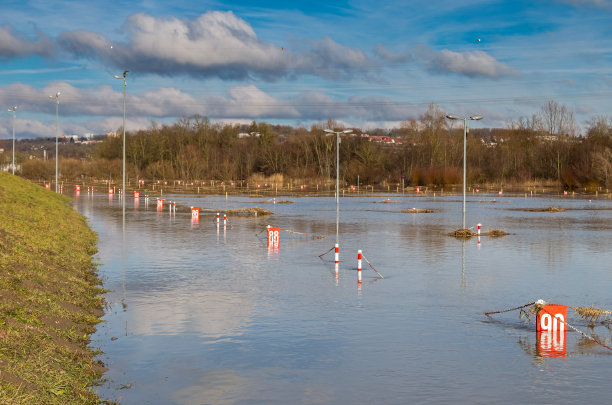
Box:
[357, 250, 362, 284]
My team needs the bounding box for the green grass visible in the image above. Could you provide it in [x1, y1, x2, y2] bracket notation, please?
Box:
[0, 172, 105, 404]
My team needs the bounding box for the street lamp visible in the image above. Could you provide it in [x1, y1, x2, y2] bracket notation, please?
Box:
[324, 128, 353, 246]
[48, 92, 60, 192]
[7, 106, 17, 175]
[114, 70, 128, 223]
[445, 114, 483, 229]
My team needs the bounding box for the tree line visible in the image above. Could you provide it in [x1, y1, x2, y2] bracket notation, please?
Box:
[14, 101, 612, 190]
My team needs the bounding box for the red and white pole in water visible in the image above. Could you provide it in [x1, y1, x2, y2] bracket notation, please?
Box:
[334, 243, 339, 264]
[216, 212, 220, 224]
[477, 223, 481, 235]
[223, 214, 227, 227]
[357, 250, 362, 283]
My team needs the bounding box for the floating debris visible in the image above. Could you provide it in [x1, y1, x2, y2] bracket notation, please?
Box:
[374, 199, 400, 203]
[488, 229, 509, 237]
[476, 200, 511, 203]
[225, 207, 272, 216]
[448, 228, 477, 238]
[572, 306, 612, 325]
[402, 208, 434, 213]
[261, 199, 294, 204]
[520, 206, 566, 212]
[448, 228, 509, 237]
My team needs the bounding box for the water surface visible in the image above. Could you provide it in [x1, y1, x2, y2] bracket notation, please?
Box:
[74, 192, 612, 404]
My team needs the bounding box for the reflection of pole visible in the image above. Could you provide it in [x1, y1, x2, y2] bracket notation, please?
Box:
[122, 218, 127, 311]
[461, 239, 466, 290]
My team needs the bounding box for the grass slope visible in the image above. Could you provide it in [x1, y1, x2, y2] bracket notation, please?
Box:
[0, 172, 105, 404]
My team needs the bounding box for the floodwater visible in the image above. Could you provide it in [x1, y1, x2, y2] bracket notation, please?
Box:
[72, 191, 612, 404]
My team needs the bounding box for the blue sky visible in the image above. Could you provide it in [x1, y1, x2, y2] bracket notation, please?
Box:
[1, 0, 611, 138]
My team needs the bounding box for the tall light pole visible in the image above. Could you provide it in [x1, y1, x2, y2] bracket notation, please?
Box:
[114, 71, 128, 223]
[8, 106, 17, 175]
[324, 128, 352, 246]
[445, 114, 483, 229]
[49, 92, 60, 192]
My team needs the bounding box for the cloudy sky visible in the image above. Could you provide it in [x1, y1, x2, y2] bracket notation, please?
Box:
[1, 0, 611, 138]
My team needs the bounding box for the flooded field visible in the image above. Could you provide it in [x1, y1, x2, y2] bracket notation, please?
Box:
[73, 192, 612, 404]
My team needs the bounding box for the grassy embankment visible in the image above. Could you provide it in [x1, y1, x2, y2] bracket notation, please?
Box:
[0, 172, 105, 404]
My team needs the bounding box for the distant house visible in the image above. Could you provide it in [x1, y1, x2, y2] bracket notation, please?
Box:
[539, 134, 559, 142]
[238, 132, 261, 138]
[369, 136, 396, 144]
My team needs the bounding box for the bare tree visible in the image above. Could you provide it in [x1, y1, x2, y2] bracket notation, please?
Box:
[539, 100, 576, 136]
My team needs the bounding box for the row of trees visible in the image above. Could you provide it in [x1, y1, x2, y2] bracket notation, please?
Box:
[14, 101, 612, 190]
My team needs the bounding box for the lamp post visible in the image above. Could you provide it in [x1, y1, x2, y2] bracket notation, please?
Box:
[49, 92, 60, 192]
[8, 106, 17, 175]
[445, 114, 483, 229]
[324, 128, 353, 246]
[114, 71, 128, 223]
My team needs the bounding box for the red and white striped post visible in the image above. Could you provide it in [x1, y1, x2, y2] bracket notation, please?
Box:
[334, 243, 339, 264]
[357, 250, 362, 283]
[216, 212, 220, 225]
[477, 223, 481, 235]
[223, 214, 227, 227]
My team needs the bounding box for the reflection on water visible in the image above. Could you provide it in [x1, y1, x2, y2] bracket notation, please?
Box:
[76, 193, 612, 404]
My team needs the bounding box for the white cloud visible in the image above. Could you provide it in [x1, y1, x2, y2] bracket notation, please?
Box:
[205, 85, 300, 118]
[424, 49, 518, 78]
[58, 12, 373, 81]
[373, 44, 412, 63]
[0, 25, 54, 58]
[0, 81, 202, 118]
